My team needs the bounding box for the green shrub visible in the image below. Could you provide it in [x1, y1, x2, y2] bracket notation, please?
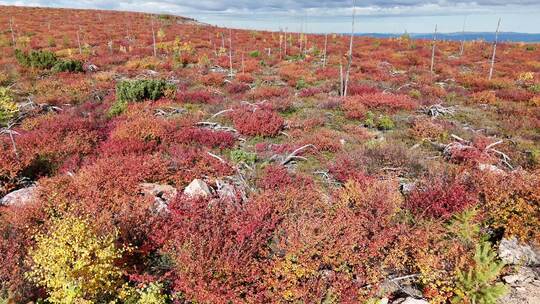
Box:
[529, 84, 540, 94]
[15, 49, 58, 69]
[249, 50, 260, 58]
[452, 242, 507, 304]
[364, 111, 376, 128]
[376, 115, 395, 130]
[230, 149, 257, 165]
[109, 79, 173, 116]
[52, 59, 83, 73]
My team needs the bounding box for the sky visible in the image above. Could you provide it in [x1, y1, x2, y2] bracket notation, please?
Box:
[1, 1, 540, 33]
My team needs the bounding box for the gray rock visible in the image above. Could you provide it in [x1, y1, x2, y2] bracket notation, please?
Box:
[499, 238, 540, 266]
[0, 186, 37, 207]
[498, 272, 540, 304]
[216, 182, 236, 200]
[140, 183, 178, 211]
[503, 267, 536, 285]
[393, 297, 429, 304]
[184, 179, 212, 198]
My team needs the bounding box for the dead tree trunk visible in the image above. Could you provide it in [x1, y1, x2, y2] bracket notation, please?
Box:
[489, 18, 501, 80]
[343, 0, 357, 97]
[151, 17, 157, 57]
[229, 29, 233, 77]
[459, 16, 467, 56]
[77, 27, 82, 55]
[323, 33, 328, 67]
[9, 17, 16, 48]
[339, 60, 344, 96]
[430, 24, 438, 74]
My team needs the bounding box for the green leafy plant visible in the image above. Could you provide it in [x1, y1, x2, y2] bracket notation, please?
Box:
[249, 50, 260, 58]
[230, 149, 257, 165]
[376, 115, 395, 130]
[364, 111, 376, 128]
[452, 242, 507, 304]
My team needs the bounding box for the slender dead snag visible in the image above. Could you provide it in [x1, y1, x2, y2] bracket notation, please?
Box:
[9, 17, 16, 48]
[241, 51, 245, 74]
[430, 24, 438, 74]
[77, 27, 82, 55]
[151, 17, 157, 57]
[489, 18, 501, 80]
[323, 33, 328, 67]
[339, 60, 344, 96]
[221, 32, 225, 49]
[281, 144, 315, 165]
[228, 28, 233, 77]
[284, 28, 288, 57]
[279, 31, 283, 60]
[343, 0, 357, 97]
[459, 16, 467, 56]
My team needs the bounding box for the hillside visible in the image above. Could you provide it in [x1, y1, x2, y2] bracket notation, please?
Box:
[0, 5, 539, 304]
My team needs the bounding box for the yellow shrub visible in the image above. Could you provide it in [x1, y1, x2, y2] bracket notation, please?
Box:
[27, 215, 124, 303]
[0, 87, 18, 124]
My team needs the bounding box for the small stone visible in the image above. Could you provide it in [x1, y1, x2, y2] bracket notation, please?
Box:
[394, 297, 429, 304]
[502, 267, 536, 285]
[184, 179, 212, 198]
[0, 186, 37, 207]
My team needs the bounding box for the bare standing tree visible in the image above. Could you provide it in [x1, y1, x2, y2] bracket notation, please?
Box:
[323, 33, 328, 67]
[459, 16, 467, 56]
[489, 18, 501, 80]
[229, 29, 234, 77]
[151, 17, 157, 57]
[284, 28, 288, 57]
[430, 24, 438, 74]
[343, 0, 357, 97]
[77, 26, 82, 55]
[9, 17, 16, 48]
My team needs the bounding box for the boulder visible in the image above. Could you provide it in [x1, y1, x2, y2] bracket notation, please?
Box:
[498, 267, 540, 304]
[184, 179, 212, 198]
[139, 183, 178, 212]
[499, 238, 540, 266]
[0, 186, 37, 207]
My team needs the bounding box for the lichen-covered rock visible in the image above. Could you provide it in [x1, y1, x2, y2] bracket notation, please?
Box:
[0, 186, 37, 207]
[499, 238, 540, 266]
[140, 183, 178, 211]
[183, 179, 212, 198]
[393, 297, 429, 304]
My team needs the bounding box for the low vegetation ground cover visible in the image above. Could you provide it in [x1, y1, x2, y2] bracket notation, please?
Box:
[0, 6, 539, 304]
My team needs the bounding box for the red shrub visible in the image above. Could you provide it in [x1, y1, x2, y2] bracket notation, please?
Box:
[347, 83, 379, 96]
[231, 108, 284, 137]
[201, 73, 225, 86]
[257, 165, 293, 190]
[167, 145, 234, 186]
[236, 73, 254, 83]
[177, 89, 215, 104]
[496, 88, 533, 102]
[248, 86, 290, 100]
[298, 87, 324, 97]
[406, 175, 476, 219]
[352, 92, 418, 112]
[170, 127, 236, 149]
[151, 194, 280, 303]
[226, 81, 250, 94]
[343, 97, 368, 119]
